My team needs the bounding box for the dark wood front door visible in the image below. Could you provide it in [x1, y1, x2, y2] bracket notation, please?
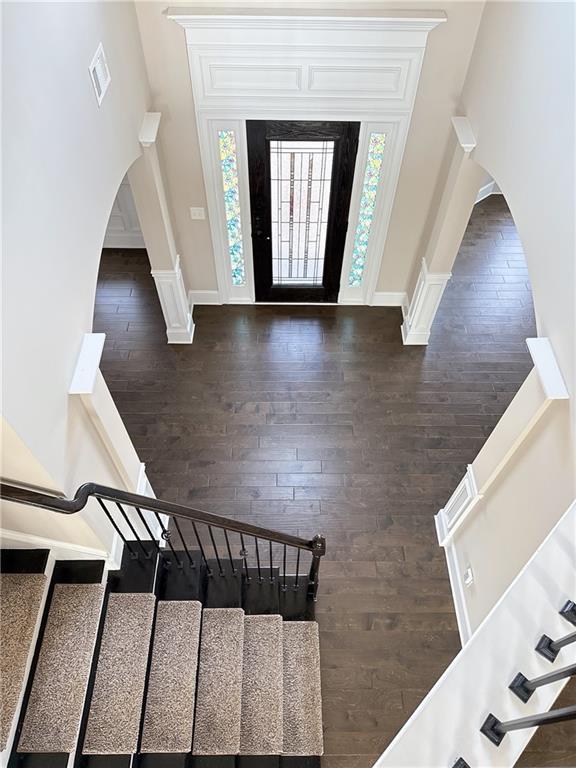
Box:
[246, 120, 360, 303]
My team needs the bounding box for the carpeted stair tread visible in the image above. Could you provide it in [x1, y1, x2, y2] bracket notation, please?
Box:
[0, 573, 46, 750]
[83, 592, 155, 755]
[18, 582, 104, 753]
[140, 600, 202, 753]
[240, 615, 283, 755]
[282, 622, 323, 757]
[192, 607, 245, 755]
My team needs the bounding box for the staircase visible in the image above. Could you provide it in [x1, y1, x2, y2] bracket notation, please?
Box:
[0, 481, 325, 768]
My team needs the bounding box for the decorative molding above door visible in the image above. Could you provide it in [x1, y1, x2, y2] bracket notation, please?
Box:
[168, 9, 446, 304]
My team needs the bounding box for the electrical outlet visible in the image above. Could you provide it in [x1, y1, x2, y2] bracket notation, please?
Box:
[190, 207, 206, 221]
[463, 566, 474, 588]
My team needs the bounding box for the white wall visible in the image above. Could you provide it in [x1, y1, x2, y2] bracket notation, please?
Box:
[2, 2, 151, 544]
[461, 2, 575, 397]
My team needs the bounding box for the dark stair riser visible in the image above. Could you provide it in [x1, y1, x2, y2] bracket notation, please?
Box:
[0, 549, 50, 574]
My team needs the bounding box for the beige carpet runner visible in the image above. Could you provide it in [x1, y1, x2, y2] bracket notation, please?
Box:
[8, 579, 323, 759]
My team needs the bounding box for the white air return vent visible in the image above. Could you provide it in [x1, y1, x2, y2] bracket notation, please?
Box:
[89, 43, 111, 106]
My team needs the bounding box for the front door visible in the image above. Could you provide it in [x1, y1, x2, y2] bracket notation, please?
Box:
[246, 120, 360, 302]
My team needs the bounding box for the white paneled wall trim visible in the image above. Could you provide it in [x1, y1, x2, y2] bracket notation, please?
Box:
[435, 465, 481, 545]
[168, 9, 445, 305]
[400, 258, 451, 345]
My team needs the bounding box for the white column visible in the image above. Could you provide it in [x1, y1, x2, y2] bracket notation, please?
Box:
[150, 256, 195, 343]
[129, 112, 194, 344]
[401, 116, 482, 345]
[401, 258, 451, 345]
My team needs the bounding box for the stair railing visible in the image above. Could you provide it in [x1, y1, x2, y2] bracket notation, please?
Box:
[0, 480, 326, 600]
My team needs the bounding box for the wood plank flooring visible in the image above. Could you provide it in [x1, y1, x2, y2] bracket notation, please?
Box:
[93, 196, 569, 766]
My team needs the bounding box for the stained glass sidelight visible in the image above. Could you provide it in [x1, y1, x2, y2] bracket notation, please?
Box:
[218, 130, 246, 286]
[348, 132, 386, 287]
[270, 140, 335, 285]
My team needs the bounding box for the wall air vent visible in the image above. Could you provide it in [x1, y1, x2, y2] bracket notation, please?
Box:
[89, 43, 111, 106]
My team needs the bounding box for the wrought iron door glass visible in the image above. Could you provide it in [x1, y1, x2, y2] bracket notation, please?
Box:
[270, 140, 335, 285]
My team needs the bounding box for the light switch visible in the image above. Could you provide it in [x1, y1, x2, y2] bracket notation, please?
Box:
[463, 566, 474, 588]
[190, 207, 206, 220]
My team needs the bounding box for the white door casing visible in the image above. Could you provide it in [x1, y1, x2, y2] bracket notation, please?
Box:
[168, 9, 446, 305]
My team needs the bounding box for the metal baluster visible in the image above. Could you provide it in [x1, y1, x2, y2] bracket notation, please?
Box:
[209, 526, 225, 576]
[240, 533, 250, 582]
[282, 544, 287, 592]
[254, 537, 262, 582]
[135, 506, 170, 568]
[171, 515, 196, 568]
[269, 540, 274, 583]
[294, 548, 301, 590]
[97, 498, 138, 559]
[153, 512, 184, 569]
[510, 662, 576, 702]
[115, 502, 151, 559]
[192, 522, 212, 576]
[537, 629, 576, 662]
[135, 507, 162, 551]
[481, 705, 576, 747]
[224, 529, 237, 574]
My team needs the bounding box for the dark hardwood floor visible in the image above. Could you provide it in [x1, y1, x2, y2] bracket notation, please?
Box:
[94, 196, 568, 766]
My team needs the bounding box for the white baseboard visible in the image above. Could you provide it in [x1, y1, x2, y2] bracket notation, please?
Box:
[188, 290, 221, 305]
[370, 291, 408, 309]
[475, 180, 502, 204]
[166, 321, 195, 344]
[103, 233, 146, 249]
[0, 527, 116, 566]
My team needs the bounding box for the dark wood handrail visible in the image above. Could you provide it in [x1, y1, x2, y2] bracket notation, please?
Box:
[0, 480, 326, 556]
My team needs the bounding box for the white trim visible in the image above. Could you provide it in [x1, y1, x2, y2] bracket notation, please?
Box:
[69, 333, 106, 394]
[151, 256, 195, 343]
[103, 232, 146, 249]
[435, 464, 483, 547]
[139, 112, 162, 147]
[475, 180, 501, 204]
[0, 527, 118, 568]
[401, 259, 451, 345]
[188, 290, 222, 305]
[370, 291, 408, 308]
[170, 11, 444, 306]
[527, 337, 570, 400]
[198, 119, 256, 303]
[443, 540, 473, 645]
[451, 116, 476, 153]
[338, 120, 410, 305]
